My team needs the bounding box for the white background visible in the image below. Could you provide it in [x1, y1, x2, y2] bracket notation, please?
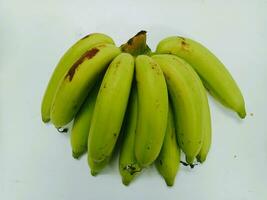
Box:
[1, 0, 267, 199]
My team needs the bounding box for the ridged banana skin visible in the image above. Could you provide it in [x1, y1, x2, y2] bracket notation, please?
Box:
[155, 105, 180, 187]
[135, 55, 168, 167]
[50, 44, 121, 128]
[156, 36, 246, 118]
[41, 33, 114, 123]
[152, 54, 207, 164]
[70, 80, 100, 159]
[119, 86, 142, 186]
[197, 89, 212, 163]
[88, 53, 134, 175]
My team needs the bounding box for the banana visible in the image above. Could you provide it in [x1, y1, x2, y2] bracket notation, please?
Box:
[197, 89, 212, 163]
[70, 79, 101, 159]
[156, 36, 246, 118]
[50, 44, 121, 128]
[41, 33, 114, 123]
[155, 104, 180, 186]
[88, 53, 134, 175]
[119, 85, 142, 186]
[135, 55, 168, 167]
[152, 54, 210, 164]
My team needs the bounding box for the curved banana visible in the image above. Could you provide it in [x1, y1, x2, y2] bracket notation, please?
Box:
[155, 104, 180, 186]
[70, 79, 101, 159]
[156, 36, 246, 118]
[41, 33, 114, 123]
[88, 53, 134, 175]
[135, 55, 168, 167]
[119, 85, 142, 186]
[50, 44, 121, 128]
[152, 54, 209, 164]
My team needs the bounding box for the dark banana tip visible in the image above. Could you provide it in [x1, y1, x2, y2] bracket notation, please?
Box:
[122, 178, 131, 186]
[91, 170, 98, 176]
[238, 109, 246, 119]
[72, 151, 81, 159]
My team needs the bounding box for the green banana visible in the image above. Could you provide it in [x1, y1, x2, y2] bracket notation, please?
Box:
[41, 33, 114, 123]
[152, 54, 210, 164]
[135, 55, 168, 167]
[70, 79, 101, 159]
[155, 104, 180, 186]
[50, 44, 121, 128]
[197, 89, 212, 163]
[156, 36, 246, 118]
[88, 53, 134, 175]
[119, 85, 142, 186]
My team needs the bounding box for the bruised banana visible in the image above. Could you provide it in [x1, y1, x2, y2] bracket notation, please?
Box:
[119, 85, 142, 186]
[41, 33, 114, 123]
[153, 54, 210, 164]
[70, 79, 101, 159]
[50, 44, 121, 128]
[135, 55, 168, 167]
[156, 36, 246, 118]
[155, 104, 180, 186]
[88, 53, 134, 175]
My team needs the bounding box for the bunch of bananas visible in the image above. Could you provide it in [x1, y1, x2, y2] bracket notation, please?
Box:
[41, 31, 246, 186]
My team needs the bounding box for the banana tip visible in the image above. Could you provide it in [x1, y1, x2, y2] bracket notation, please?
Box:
[122, 178, 132, 186]
[185, 156, 195, 165]
[91, 170, 98, 176]
[196, 155, 206, 163]
[165, 179, 174, 187]
[238, 110, 246, 119]
[41, 116, 50, 123]
[72, 151, 81, 159]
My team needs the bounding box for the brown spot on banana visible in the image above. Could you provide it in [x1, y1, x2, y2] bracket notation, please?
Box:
[65, 48, 100, 81]
[181, 40, 190, 51]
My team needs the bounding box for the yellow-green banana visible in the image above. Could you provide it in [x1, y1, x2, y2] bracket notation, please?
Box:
[153, 54, 210, 164]
[135, 55, 168, 167]
[41, 33, 114, 123]
[156, 36, 246, 118]
[197, 90, 212, 163]
[155, 104, 180, 186]
[50, 44, 121, 128]
[88, 53, 134, 175]
[119, 85, 142, 186]
[70, 79, 101, 159]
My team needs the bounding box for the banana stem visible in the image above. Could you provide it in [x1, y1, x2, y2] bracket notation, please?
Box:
[120, 30, 151, 56]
